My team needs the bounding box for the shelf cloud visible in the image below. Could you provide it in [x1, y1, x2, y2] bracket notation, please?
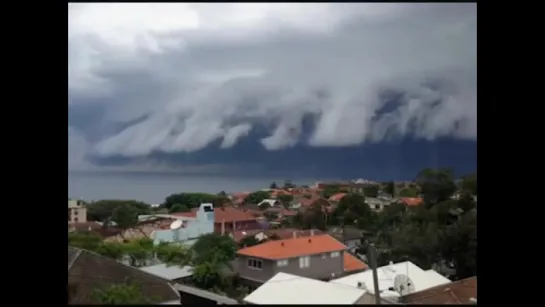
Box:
[69, 3, 476, 172]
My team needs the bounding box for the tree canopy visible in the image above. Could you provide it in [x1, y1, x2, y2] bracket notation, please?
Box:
[277, 194, 294, 203]
[363, 185, 379, 197]
[321, 185, 344, 199]
[244, 191, 270, 204]
[416, 168, 457, 206]
[368, 169, 476, 280]
[91, 281, 152, 304]
[163, 193, 219, 210]
[87, 200, 151, 222]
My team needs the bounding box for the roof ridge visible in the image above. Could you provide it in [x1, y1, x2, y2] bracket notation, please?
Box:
[68, 246, 176, 285]
[68, 247, 82, 271]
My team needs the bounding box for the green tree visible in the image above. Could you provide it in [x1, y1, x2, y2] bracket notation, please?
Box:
[293, 202, 327, 230]
[244, 191, 270, 204]
[123, 238, 155, 267]
[270, 182, 278, 189]
[68, 231, 104, 252]
[87, 200, 151, 222]
[91, 281, 153, 304]
[181, 234, 238, 290]
[416, 168, 457, 206]
[155, 242, 191, 265]
[163, 193, 218, 210]
[191, 233, 238, 267]
[399, 188, 419, 197]
[239, 235, 261, 248]
[321, 185, 342, 199]
[277, 194, 294, 203]
[212, 196, 230, 208]
[111, 204, 139, 237]
[96, 241, 126, 261]
[383, 181, 395, 196]
[363, 185, 379, 197]
[333, 193, 375, 229]
[460, 172, 477, 195]
[169, 203, 190, 213]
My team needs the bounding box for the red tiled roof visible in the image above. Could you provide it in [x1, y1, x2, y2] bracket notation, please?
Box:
[299, 197, 318, 207]
[265, 207, 297, 216]
[328, 193, 347, 202]
[172, 207, 256, 223]
[237, 234, 345, 260]
[400, 197, 424, 206]
[343, 253, 368, 272]
[266, 228, 323, 240]
[402, 276, 477, 304]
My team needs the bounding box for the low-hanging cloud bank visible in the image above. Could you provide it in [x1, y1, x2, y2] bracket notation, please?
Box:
[68, 3, 476, 166]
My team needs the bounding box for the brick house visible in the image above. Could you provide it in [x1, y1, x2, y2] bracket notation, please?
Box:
[172, 206, 260, 234]
[235, 233, 367, 288]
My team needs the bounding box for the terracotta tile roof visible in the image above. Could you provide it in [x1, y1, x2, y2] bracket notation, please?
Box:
[265, 207, 297, 216]
[402, 276, 477, 304]
[232, 191, 251, 198]
[237, 234, 346, 260]
[328, 193, 347, 202]
[400, 197, 424, 206]
[343, 253, 368, 272]
[267, 228, 323, 240]
[171, 207, 256, 223]
[300, 197, 319, 207]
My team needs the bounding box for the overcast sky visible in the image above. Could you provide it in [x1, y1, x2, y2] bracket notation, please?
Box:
[68, 3, 476, 177]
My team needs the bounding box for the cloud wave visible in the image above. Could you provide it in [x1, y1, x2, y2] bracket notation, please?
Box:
[68, 3, 476, 162]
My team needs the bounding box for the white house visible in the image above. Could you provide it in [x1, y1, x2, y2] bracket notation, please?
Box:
[330, 261, 451, 303]
[244, 272, 367, 305]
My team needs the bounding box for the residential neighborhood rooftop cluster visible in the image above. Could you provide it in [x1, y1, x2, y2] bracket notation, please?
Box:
[68, 171, 477, 305]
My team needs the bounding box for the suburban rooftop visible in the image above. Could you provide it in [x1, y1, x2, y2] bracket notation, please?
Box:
[237, 233, 347, 260]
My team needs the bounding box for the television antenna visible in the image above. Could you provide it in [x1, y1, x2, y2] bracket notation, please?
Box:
[393, 274, 415, 296]
[170, 219, 183, 242]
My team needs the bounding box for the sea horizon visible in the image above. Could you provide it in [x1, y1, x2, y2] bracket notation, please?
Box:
[69, 171, 338, 204]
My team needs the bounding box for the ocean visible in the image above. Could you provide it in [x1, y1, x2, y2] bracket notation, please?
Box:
[68, 171, 325, 204]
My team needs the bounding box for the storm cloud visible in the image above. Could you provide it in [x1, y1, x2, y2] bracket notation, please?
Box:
[68, 3, 476, 174]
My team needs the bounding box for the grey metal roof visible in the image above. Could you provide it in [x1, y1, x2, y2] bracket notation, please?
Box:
[139, 264, 194, 280]
[174, 284, 238, 304]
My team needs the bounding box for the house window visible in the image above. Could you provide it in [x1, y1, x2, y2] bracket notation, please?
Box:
[330, 251, 340, 258]
[374, 204, 380, 210]
[247, 258, 263, 270]
[74, 210, 78, 215]
[277, 259, 288, 267]
[74, 217, 79, 222]
[299, 256, 310, 268]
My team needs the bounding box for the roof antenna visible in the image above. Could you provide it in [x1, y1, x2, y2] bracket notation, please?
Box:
[170, 219, 183, 242]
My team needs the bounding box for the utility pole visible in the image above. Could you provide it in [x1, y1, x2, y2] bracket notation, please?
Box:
[367, 243, 381, 305]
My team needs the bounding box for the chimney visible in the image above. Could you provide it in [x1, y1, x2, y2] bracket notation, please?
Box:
[221, 219, 226, 235]
[293, 231, 297, 239]
[310, 229, 315, 236]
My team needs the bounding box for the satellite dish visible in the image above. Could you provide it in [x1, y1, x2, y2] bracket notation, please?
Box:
[393, 274, 415, 296]
[170, 220, 183, 230]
